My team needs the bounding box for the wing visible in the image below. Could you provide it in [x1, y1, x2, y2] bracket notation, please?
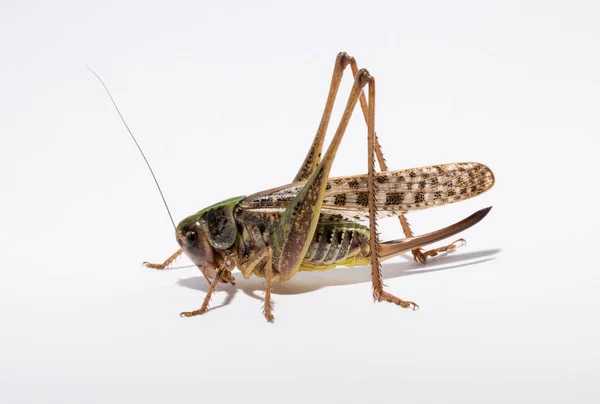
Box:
[240, 162, 495, 221]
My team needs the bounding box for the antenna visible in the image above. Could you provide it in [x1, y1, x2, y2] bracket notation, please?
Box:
[87, 65, 177, 230]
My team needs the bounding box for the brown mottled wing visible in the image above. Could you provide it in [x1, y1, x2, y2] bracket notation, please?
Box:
[241, 162, 495, 221]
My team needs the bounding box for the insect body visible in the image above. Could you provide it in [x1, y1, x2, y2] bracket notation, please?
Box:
[169, 162, 493, 321]
[238, 162, 494, 274]
[90, 52, 495, 323]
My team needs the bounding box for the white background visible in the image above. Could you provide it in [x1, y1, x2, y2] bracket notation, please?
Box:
[1, 1, 599, 403]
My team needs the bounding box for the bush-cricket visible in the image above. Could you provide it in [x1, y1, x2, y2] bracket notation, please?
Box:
[89, 52, 495, 323]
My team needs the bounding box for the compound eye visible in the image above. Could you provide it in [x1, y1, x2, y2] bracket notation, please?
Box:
[185, 231, 197, 248]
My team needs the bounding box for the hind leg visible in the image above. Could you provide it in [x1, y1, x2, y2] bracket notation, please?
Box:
[364, 74, 418, 310]
[350, 59, 467, 265]
[296, 52, 464, 264]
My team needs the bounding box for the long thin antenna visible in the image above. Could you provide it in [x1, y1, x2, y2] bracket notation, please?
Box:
[87, 65, 177, 230]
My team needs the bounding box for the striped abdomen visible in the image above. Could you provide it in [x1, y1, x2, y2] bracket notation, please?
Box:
[234, 209, 371, 272]
[301, 220, 370, 271]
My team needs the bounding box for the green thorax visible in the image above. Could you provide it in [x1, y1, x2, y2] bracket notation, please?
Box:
[176, 196, 246, 232]
[176, 196, 246, 250]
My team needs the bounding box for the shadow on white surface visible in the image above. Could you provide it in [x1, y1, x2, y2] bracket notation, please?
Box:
[175, 248, 500, 312]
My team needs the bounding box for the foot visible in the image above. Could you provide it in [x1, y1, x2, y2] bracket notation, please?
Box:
[263, 300, 275, 323]
[179, 308, 208, 318]
[143, 249, 183, 270]
[143, 261, 169, 270]
[412, 238, 466, 264]
[376, 290, 419, 310]
[263, 310, 275, 323]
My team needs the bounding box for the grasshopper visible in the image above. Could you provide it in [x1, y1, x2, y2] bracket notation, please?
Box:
[90, 52, 495, 323]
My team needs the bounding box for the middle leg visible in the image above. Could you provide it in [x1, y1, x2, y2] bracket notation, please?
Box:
[238, 246, 275, 322]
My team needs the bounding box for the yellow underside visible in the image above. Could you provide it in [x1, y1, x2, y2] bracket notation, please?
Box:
[298, 255, 372, 272]
[250, 255, 373, 281]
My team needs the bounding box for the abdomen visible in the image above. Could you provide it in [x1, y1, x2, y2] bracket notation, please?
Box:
[234, 209, 371, 272]
[300, 220, 371, 271]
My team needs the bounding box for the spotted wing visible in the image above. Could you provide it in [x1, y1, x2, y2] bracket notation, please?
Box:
[240, 162, 495, 221]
